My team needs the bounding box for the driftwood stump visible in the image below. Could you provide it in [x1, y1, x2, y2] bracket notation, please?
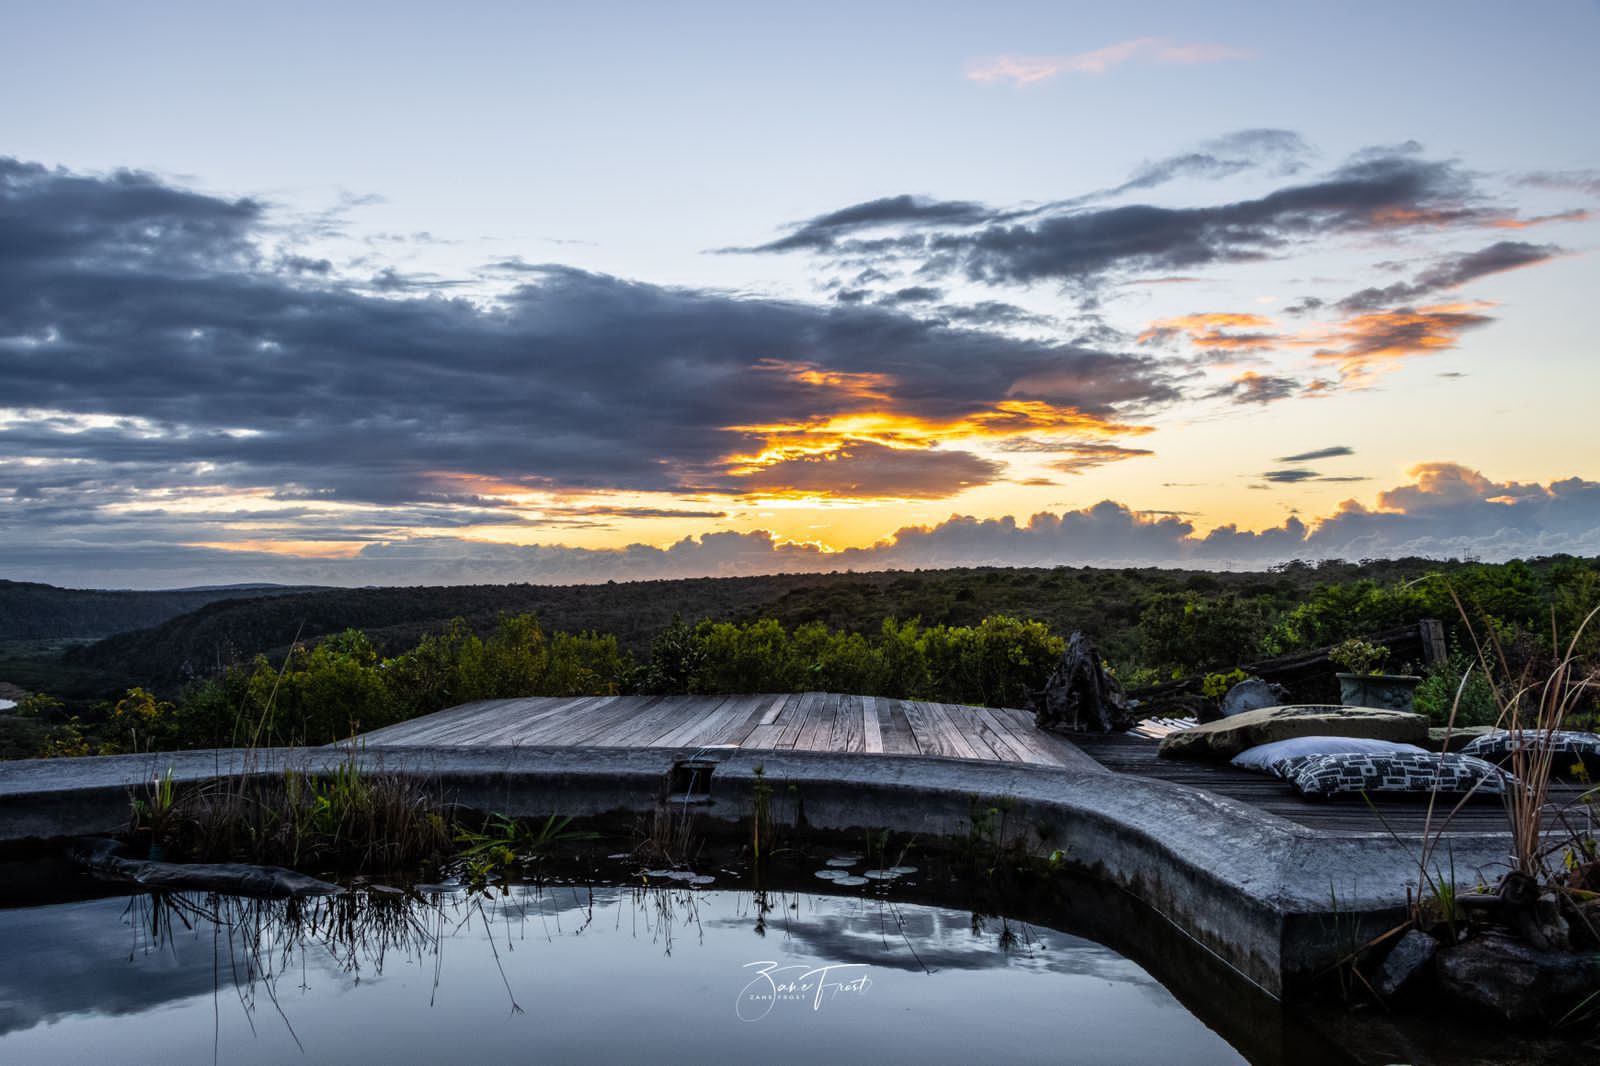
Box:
[1031, 631, 1135, 734]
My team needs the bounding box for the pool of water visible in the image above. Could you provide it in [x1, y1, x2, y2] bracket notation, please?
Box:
[0, 882, 1252, 1065]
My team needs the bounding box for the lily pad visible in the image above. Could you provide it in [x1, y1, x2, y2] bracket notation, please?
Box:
[814, 869, 848, 880]
[825, 856, 860, 868]
[888, 866, 919, 876]
[862, 869, 898, 880]
[833, 875, 868, 886]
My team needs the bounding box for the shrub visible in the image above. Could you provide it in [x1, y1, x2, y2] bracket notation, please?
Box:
[1412, 650, 1499, 727]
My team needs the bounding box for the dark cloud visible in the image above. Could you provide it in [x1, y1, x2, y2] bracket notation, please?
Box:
[0, 156, 1184, 540]
[1212, 372, 1302, 405]
[1047, 443, 1155, 474]
[1335, 240, 1560, 312]
[1515, 170, 1600, 198]
[732, 195, 997, 253]
[877, 286, 943, 305]
[1260, 467, 1368, 486]
[1112, 129, 1311, 193]
[736, 149, 1505, 290]
[721, 442, 1003, 499]
[993, 437, 1154, 473]
[1276, 445, 1354, 462]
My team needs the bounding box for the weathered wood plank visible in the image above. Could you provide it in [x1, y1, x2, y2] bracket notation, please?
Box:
[500, 695, 620, 745]
[922, 700, 984, 760]
[776, 691, 822, 750]
[879, 698, 920, 755]
[900, 699, 941, 756]
[743, 694, 803, 750]
[551, 695, 666, 747]
[979, 706, 1070, 766]
[967, 707, 1032, 763]
[691, 693, 770, 748]
[861, 696, 883, 754]
[653, 694, 738, 747]
[604, 694, 697, 747]
[419, 697, 561, 746]
[361, 699, 500, 744]
[826, 693, 858, 753]
[797, 691, 840, 752]
[713, 693, 786, 747]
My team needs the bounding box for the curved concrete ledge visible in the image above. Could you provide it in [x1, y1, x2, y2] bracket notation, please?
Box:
[0, 743, 1515, 998]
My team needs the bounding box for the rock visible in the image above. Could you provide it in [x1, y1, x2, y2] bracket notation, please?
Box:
[71, 837, 340, 898]
[1031, 631, 1136, 734]
[1373, 929, 1438, 998]
[1426, 725, 1498, 752]
[1436, 931, 1600, 1025]
[1157, 705, 1429, 760]
[1219, 678, 1285, 718]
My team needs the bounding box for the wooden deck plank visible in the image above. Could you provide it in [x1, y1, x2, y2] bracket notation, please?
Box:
[981, 706, 1076, 767]
[879, 698, 921, 755]
[603, 694, 697, 747]
[923, 700, 984, 761]
[652, 694, 738, 747]
[773, 691, 821, 750]
[797, 692, 840, 752]
[360, 699, 499, 744]
[861, 696, 884, 754]
[712, 693, 787, 747]
[900, 699, 944, 757]
[414, 697, 557, 746]
[546, 695, 664, 747]
[970, 707, 1035, 763]
[743, 694, 803, 750]
[498, 695, 620, 745]
[826, 693, 854, 753]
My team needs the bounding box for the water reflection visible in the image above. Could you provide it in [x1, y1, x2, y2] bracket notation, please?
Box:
[0, 883, 1247, 1065]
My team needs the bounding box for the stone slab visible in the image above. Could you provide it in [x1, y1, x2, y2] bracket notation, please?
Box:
[1158, 705, 1429, 760]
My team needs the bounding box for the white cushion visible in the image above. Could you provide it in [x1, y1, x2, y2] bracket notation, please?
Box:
[1230, 736, 1429, 778]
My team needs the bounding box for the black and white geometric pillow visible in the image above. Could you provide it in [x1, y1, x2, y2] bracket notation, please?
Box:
[1287, 751, 1510, 799]
[1460, 730, 1600, 778]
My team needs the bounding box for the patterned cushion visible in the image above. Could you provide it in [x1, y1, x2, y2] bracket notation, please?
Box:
[1287, 751, 1510, 799]
[1459, 730, 1600, 778]
[1230, 736, 1429, 779]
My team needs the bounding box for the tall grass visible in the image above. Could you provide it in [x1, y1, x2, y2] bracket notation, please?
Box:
[1459, 594, 1600, 882]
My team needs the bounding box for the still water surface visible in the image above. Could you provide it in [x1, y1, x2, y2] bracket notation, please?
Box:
[0, 883, 1247, 1065]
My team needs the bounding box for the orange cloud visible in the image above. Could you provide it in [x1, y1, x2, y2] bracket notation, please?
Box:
[1488, 209, 1591, 229]
[1309, 302, 1493, 381]
[186, 539, 370, 559]
[1138, 312, 1278, 350]
[753, 358, 895, 403]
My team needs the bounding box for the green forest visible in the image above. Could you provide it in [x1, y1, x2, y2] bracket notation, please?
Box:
[3, 556, 1597, 759]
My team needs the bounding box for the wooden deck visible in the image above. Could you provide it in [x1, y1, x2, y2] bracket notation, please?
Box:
[358, 694, 1595, 840]
[1071, 731, 1596, 837]
[356, 692, 1089, 768]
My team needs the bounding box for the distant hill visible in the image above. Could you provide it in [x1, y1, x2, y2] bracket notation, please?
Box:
[62, 558, 1465, 691]
[0, 580, 325, 641]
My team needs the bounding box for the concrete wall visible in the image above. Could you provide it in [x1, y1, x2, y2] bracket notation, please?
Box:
[0, 743, 1514, 998]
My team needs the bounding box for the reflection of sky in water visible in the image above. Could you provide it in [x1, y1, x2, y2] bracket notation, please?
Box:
[0, 887, 1244, 1065]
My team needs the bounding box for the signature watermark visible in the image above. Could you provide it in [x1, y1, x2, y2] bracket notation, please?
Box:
[735, 961, 873, 1021]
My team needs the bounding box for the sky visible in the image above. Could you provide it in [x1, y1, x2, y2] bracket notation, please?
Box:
[2, 1, 1598, 589]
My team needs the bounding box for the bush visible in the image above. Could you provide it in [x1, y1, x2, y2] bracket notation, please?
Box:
[1413, 650, 1500, 727]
